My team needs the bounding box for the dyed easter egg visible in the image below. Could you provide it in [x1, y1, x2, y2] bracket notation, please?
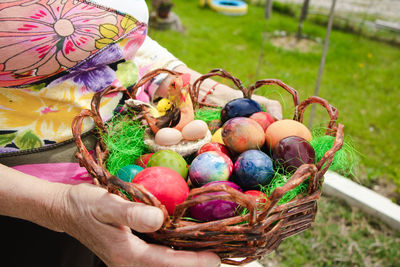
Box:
[134, 153, 154, 168]
[234, 150, 274, 190]
[196, 142, 231, 158]
[116, 164, 144, 182]
[244, 190, 268, 206]
[272, 136, 315, 173]
[181, 120, 208, 141]
[189, 181, 242, 222]
[155, 127, 182, 146]
[265, 119, 312, 149]
[132, 167, 189, 215]
[221, 98, 262, 123]
[147, 150, 188, 179]
[249, 111, 276, 131]
[189, 151, 233, 187]
[211, 128, 224, 145]
[222, 117, 265, 154]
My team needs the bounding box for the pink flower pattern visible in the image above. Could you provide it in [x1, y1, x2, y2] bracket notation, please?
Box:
[0, 0, 122, 87]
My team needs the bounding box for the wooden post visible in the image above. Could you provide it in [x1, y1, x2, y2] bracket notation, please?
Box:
[297, 0, 310, 40]
[309, 0, 337, 128]
[256, 0, 273, 78]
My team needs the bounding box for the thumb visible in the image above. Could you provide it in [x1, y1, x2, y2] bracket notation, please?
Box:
[96, 192, 165, 233]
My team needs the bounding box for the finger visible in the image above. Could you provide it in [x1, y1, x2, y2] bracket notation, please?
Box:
[134, 239, 221, 267]
[95, 192, 164, 233]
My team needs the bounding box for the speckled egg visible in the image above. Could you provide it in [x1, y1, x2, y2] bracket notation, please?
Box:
[233, 150, 274, 190]
[181, 120, 208, 141]
[265, 119, 312, 149]
[222, 117, 265, 154]
[155, 127, 183, 146]
[189, 151, 233, 187]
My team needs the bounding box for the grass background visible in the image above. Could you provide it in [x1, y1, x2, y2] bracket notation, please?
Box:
[147, 1, 400, 265]
[148, 0, 400, 195]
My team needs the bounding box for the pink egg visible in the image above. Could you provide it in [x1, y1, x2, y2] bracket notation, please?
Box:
[249, 112, 276, 131]
[222, 117, 265, 154]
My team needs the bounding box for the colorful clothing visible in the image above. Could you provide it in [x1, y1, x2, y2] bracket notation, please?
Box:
[0, 0, 184, 154]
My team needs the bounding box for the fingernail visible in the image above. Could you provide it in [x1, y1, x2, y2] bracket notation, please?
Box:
[139, 207, 164, 231]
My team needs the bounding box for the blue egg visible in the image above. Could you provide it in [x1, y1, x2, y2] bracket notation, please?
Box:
[233, 150, 274, 190]
[221, 98, 262, 123]
[116, 164, 144, 182]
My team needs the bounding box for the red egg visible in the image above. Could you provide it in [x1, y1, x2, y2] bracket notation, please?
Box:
[196, 142, 231, 158]
[131, 167, 189, 215]
[134, 153, 154, 168]
[244, 190, 268, 205]
[249, 112, 275, 131]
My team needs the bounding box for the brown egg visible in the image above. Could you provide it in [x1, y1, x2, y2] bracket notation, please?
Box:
[155, 127, 183, 146]
[265, 119, 312, 149]
[182, 120, 208, 141]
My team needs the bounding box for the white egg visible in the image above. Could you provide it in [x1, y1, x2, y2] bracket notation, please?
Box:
[182, 120, 209, 141]
[155, 128, 183, 146]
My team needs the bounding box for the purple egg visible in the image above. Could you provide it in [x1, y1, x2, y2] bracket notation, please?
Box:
[189, 151, 233, 187]
[234, 150, 274, 190]
[272, 136, 315, 173]
[188, 181, 242, 222]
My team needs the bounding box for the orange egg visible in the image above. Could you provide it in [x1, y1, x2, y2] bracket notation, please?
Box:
[265, 119, 312, 149]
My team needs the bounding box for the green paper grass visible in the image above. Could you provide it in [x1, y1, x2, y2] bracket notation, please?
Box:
[310, 127, 358, 176]
[262, 171, 309, 205]
[101, 113, 149, 175]
[194, 107, 221, 123]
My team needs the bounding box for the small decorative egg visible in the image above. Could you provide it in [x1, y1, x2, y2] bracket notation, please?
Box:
[155, 127, 182, 146]
[221, 98, 262, 123]
[233, 150, 274, 190]
[265, 119, 312, 149]
[249, 111, 276, 131]
[272, 136, 315, 173]
[211, 128, 224, 145]
[181, 120, 208, 141]
[222, 117, 265, 154]
[189, 151, 233, 187]
[147, 150, 189, 179]
[116, 164, 144, 182]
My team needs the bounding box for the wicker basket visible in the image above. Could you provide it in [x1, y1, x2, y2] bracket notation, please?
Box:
[72, 68, 344, 265]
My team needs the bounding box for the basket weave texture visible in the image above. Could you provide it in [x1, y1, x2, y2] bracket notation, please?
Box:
[72, 68, 344, 265]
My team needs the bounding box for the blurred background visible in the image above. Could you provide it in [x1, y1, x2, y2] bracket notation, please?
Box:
[147, 0, 400, 265]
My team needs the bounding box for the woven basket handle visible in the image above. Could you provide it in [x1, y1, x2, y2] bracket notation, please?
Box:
[247, 79, 301, 108]
[191, 68, 247, 109]
[172, 184, 258, 226]
[258, 164, 318, 221]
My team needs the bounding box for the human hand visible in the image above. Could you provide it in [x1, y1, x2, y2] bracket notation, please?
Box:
[56, 183, 221, 267]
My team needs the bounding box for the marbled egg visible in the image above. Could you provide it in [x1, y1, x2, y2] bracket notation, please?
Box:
[155, 127, 182, 146]
[182, 120, 208, 141]
[222, 117, 265, 154]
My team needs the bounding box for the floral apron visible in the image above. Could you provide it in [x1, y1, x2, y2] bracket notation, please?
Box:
[0, 0, 147, 184]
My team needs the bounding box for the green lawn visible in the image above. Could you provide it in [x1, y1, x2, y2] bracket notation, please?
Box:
[148, 1, 400, 194]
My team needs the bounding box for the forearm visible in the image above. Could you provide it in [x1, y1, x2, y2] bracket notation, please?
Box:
[0, 164, 69, 232]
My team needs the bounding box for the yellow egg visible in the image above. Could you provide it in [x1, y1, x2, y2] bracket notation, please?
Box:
[211, 128, 224, 145]
[182, 120, 208, 141]
[265, 119, 312, 149]
[155, 128, 183, 146]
